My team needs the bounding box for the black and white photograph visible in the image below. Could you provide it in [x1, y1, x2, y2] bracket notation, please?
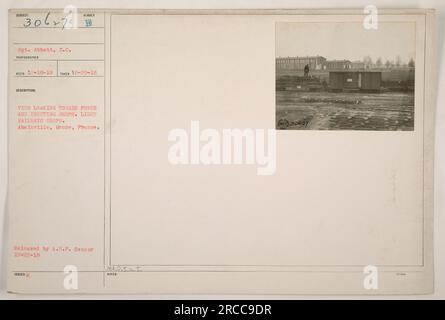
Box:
[276, 22, 416, 130]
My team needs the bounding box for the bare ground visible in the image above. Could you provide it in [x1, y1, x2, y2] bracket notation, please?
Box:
[276, 91, 415, 131]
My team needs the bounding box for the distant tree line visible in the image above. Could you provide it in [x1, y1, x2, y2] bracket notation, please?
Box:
[362, 55, 415, 68]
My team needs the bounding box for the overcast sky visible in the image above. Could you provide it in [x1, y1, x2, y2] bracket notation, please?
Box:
[276, 22, 416, 63]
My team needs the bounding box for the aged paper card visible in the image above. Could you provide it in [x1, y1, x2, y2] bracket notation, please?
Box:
[7, 9, 436, 294]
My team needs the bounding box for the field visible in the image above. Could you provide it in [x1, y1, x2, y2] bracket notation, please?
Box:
[276, 91, 415, 131]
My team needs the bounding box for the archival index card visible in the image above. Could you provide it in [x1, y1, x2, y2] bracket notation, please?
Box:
[7, 9, 436, 294]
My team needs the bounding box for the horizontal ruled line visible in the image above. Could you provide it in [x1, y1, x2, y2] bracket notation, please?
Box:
[13, 59, 104, 61]
[13, 42, 104, 45]
[14, 75, 104, 78]
[12, 26, 104, 29]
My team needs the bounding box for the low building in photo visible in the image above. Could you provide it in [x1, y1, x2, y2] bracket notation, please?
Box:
[329, 70, 382, 92]
[276, 56, 327, 71]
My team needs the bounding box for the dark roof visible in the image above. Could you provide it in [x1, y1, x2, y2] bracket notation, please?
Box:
[276, 56, 326, 60]
[329, 70, 382, 73]
[326, 60, 352, 63]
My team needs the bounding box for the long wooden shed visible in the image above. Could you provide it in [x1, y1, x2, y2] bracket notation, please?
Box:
[329, 71, 381, 92]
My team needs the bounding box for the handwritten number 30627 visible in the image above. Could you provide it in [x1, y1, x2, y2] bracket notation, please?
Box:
[23, 12, 73, 29]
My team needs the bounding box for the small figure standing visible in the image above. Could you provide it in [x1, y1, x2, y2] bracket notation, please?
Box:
[304, 64, 310, 77]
